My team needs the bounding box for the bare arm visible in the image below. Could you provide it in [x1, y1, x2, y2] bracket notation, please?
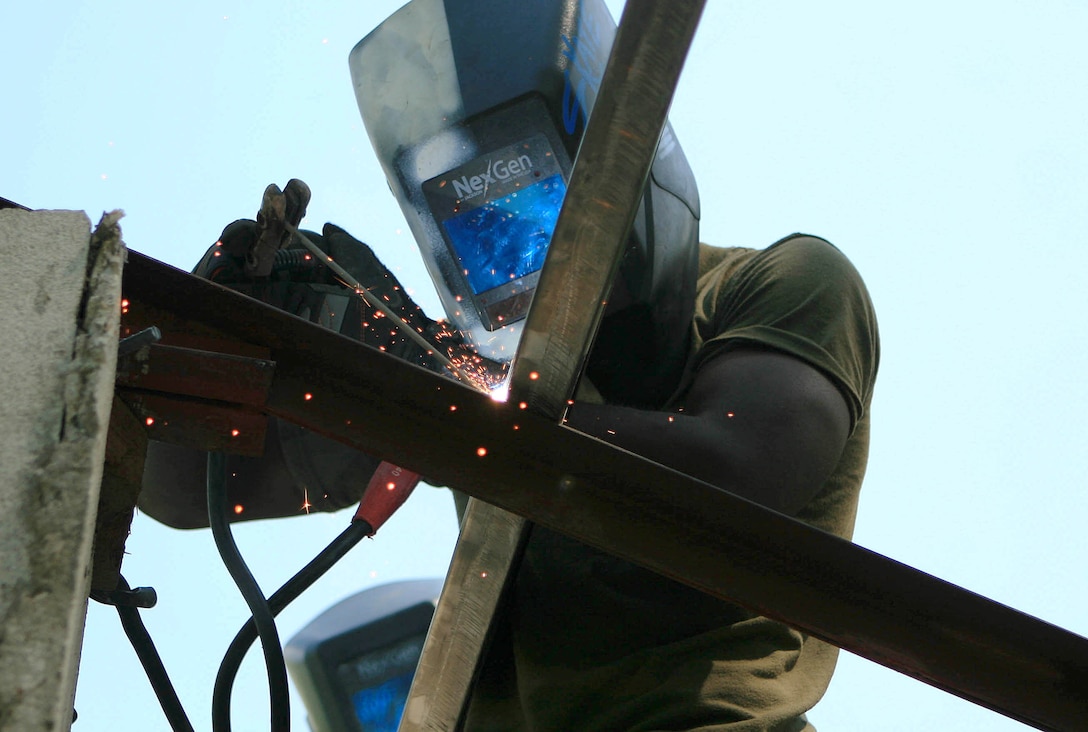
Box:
[565, 345, 851, 516]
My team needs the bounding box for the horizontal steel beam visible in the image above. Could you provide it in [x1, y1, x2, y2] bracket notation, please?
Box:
[121, 250, 1088, 732]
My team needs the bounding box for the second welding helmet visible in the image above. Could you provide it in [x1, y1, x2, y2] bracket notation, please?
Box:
[350, 0, 700, 407]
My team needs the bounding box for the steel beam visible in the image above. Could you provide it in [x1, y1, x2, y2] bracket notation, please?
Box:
[121, 250, 1088, 732]
[404, 0, 707, 728]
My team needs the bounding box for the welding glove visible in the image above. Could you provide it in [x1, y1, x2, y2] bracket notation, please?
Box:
[194, 215, 457, 372]
[142, 183, 462, 529]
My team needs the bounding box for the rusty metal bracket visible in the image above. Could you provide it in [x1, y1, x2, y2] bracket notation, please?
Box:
[115, 293, 277, 457]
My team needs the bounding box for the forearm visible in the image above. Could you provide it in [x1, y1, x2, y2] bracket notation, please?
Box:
[564, 401, 763, 510]
[564, 348, 852, 517]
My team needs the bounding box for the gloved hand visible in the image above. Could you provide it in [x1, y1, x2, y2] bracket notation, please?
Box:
[144, 181, 440, 529]
[320, 222, 453, 367]
[311, 224, 508, 385]
[193, 183, 456, 373]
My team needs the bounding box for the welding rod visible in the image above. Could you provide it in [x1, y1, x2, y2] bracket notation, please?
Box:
[289, 228, 480, 389]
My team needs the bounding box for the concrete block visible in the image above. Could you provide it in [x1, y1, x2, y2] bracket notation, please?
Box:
[0, 209, 124, 731]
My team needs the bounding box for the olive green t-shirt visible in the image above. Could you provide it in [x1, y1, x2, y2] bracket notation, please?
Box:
[464, 235, 880, 731]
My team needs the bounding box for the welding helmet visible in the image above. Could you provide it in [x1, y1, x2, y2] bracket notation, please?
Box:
[351, 0, 700, 407]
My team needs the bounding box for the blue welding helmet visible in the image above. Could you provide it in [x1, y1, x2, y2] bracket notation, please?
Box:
[350, 0, 700, 407]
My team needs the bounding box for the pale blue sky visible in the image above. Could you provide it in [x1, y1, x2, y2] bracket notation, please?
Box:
[5, 1, 1088, 730]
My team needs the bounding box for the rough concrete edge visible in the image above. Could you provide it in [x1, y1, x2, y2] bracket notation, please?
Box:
[38, 211, 126, 731]
[0, 210, 87, 731]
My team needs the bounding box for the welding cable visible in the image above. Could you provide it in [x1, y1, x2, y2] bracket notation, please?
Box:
[211, 462, 421, 732]
[211, 519, 371, 732]
[207, 452, 290, 732]
[98, 577, 195, 732]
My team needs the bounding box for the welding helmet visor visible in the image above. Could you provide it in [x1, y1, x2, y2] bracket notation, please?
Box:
[351, 0, 700, 406]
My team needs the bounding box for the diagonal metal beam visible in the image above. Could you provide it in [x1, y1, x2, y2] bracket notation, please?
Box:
[511, 0, 705, 416]
[121, 250, 1088, 732]
[402, 1, 706, 728]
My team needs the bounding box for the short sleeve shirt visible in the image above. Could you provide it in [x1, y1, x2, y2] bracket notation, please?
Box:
[464, 235, 880, 732]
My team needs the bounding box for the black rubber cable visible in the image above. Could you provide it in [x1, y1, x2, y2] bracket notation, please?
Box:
[207, 451, 291, 732]
[211, 518, 372, 731]
[108, 577, 196, 732]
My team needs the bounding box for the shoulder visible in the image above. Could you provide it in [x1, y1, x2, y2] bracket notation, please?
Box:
[697, 234, 867, 302]
[692, 234, 879, 426]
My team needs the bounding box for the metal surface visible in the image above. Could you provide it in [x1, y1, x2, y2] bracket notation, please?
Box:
[511, 0, 706, 416]
[117, 326, 161, 358]
[116, 391, 268, 457]
[121, 249, 1088, 731]
[400, 504, 528, 730]
[116, 343, 275, 406]
[403, 1, 707, 728]
[113, 324, 275, 457]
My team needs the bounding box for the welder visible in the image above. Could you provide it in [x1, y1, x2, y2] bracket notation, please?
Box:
[141, 0, 879, 729]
